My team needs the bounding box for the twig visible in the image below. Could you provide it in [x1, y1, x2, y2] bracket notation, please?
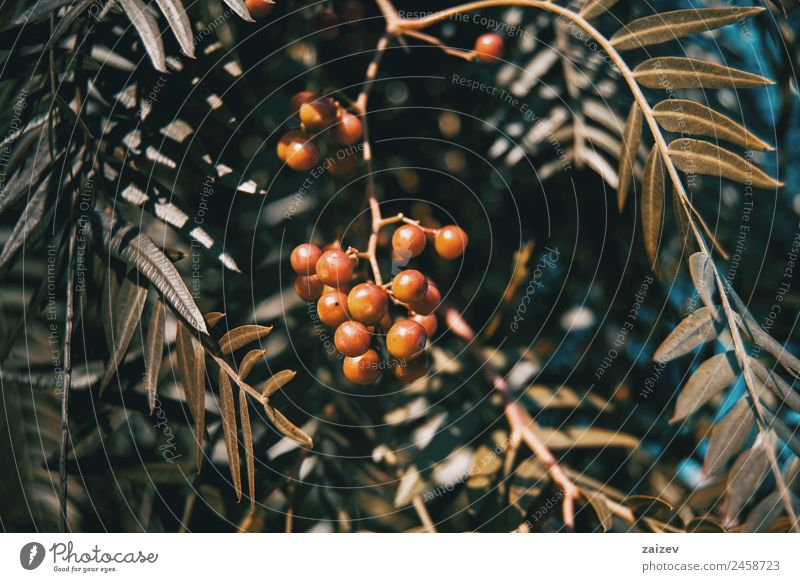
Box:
[58, 223, 77, 533]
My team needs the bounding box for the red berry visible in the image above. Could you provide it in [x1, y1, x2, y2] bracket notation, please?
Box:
[335, 321, 372, 357]
[315, 250, 354, 287]
[435, 225, 468, 260]
[291, 243, 322, 275]
[246, 0, 274, 19]
[328, 152, 359, 178]
[410, 282, 441, 315]
[347, 282, 388, 324]
[277, 129, 308, 162]
[294, 275, 324, 301]
[394, 355, 428, 384]
[343, 349, 381, 384]
[331, 112, 364, 145]
[290, 91, 316, 116]
[300, 97, 337, 131]
[386, 319, 427, 360]
[285, 139, 320, 171]
[391, 224, 427, 260]
[413, 313, 438, 337]
[317, 290, 350, 327]
[474, 33, 504, 63]
[392, 270, 428, 303]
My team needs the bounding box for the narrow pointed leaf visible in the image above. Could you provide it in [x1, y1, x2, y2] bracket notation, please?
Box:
[689, 252, 716, 310]
[641, 145, 665, 275]
[726, 446, 769, 521]
[238, 388, 255, 513]
[264, 404, 313, 448]
[239, 349, 267, 382]
[0, 173, 51, 272]
[145, 297, 166, 414]
[218, 325, 273, 355]
[118, 0, 167, 72]
[704, 398, 754, 476]
[654, 306, 724, 363]
[617, 103, 642, 213]
[218, 368, 242, 501]
[745, 491, 785, 532]
[154, 0, 195, 58]
[634, 57, 774, 89]
[611, 8, 765, 51]
[668, 139, 782, 189]
[260, 370, 297, 400]
[99, 274, 148, 394]
[749, 358, 800, 413]
[671, 351, 739, 423]
[97, 212, 208, 335]
[205, 312, 225, 327]
[580, 0, 621, 19]
[582, 489, 613, 532]
[223, 0, 256, 23]
[653, 99, 773, 151]
[761, 408, 800, 458]
[176, 323, 207, 472]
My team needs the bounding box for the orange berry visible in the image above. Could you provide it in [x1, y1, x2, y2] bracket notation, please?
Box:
[391, 224, 427, 259]
[435, 225, 468, 260]
[394, 355, 428, 384]
[392, 270, 428, 303]
[299, 97, 337, 131]
[277, 129, 308, 162]
[294, 275, 324, 301]
[474, 33, 504, 63]
[246, 0, 274, 19]
[290, 243, 322, 275]
[343, 349, 381, 384]
[331, 112, 364, 145]
[386, 319, 427, 360]
[285, 139, 320, 171]
[315, 249, 354, 287]
[317, 290, 350, 327]
[347, 282, 388, 324]
[334, 321, 372, 357]
[410, 282, 441, 316]
[413, 313, 438, 337]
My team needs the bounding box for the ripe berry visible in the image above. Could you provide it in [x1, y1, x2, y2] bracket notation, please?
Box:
[435, 225, 468, 260]
[347, 282, 388, 324]
[394, 355, 428, 384]
[317, 290, 350, 327]
[315, 249, 354, 287]
[474, 33, 504, 63]
[343, 349, 381, 384]
[299, 97, 337, 131]
[277, 129, 308, 162]
[331, 112, 364, 145]
[387, 319, 427, 360]
[334, 321, 371, 357]
[294, 275, 324, 301]
[291, 243, 322, 275]
[392, 270, 428, 303]
[285, 139, 320, 172]
[328, 152, 358, 178]
[290, 91, 316, 116]
[392, 224, 427, 259]
[413, 313, 438, 337]
[246, 0, 274, 19]
[410, 282, 441, 315]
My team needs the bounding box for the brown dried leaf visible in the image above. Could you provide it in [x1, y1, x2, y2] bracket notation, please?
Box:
[671, 351, 739, 423]
[611, 8, 765, 51]
[582, 489, 613, 532]
[145, 297, 165, 414]
[668, 138, 783, 189]
[239, 349, 268, 382]
[176, 323, 207, 472]
[260, 370, 297, 399]
[238, 387, 255, 514]
[653, 99, 773, 151]
[749, 358, 800, 414]
[204, 311, 225, 327]
[263, 403, 313, 448]
[704, 398, 754, 476]
[654, 306, 723, 363]
[580, 0, 621, 19]
[634, 57, 774, 89]
[218, 324, 273, 355]
[641, 145, 665, 275]
[218, 368, 242, 501]
[726, 445, 769, 522]
[617, 103, 642, 213]
[689, 252, 716, 310]
[745, 491, 784, 532]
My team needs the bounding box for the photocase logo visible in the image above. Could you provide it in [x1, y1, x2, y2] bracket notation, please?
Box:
[19, 542, 46, 570]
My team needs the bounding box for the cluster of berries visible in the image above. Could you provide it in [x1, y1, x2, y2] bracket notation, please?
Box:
[290, 222, 468, 385]
[276, 91, 364, 174]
